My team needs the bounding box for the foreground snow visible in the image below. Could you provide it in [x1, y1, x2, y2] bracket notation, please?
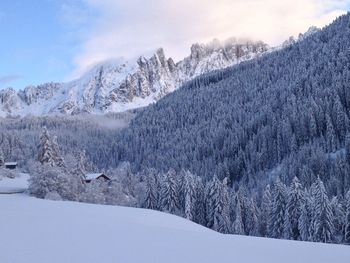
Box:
[0, 192, 349, 263]
[0, 173, 29, 193]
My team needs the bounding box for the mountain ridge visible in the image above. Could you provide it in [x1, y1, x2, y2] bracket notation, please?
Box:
[0, 28, 319, 117]
[0, 38, 270, 117]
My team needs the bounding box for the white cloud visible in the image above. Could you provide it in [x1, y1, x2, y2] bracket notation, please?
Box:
[68, 0, 349, 77]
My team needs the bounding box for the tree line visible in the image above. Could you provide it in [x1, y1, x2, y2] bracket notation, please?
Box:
[25, 128, 350, 245]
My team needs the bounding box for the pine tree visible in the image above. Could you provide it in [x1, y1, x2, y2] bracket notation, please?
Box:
[326, 114, 337, 152]
[299, 201, 311, 241]
[311, 177, 334, 243]
[286, 177, 304, 240]
[37, 128, 65, 168]
[183, 171, 196, 221]
[260, 184, 272, 237]
[0, 148, 4, 166]
[345, 134, 350, 165]
[330, 196, 345, 241]
[270, 178, 287, 238]
[232, 198, 245, 235]
[160, 169, 180, 215]
[309, 114, 317, 139]
[144, 172, 159, 210]
[206, 176, 231, 234]
[344, 191, 350, 244]
[73, 150, 89, 178]
[334, 97, 347, 141]
[283, 209, 293, 239]
[193, 176, 206, 225]
[246, 198, 260, 236]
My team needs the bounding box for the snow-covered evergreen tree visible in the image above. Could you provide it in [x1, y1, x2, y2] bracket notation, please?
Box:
[269, 178, 287, 238]
[283, 209, 293, 240]
[299, 201, 311, 241]
[193, 176, 206, 225]
[160, 169, 181, 215]
[330, 196, 345, 243]
[0, 148, 4, 166]
[206, 176, 231, 234]
[37, 128, 65, 168]
[143, 172, 159, 210]
[260, 184, 272, 237]
[183, 171, 196, 221]
[326, 114, 337, 152]
[72, 150, 89, 178]
[232, 198, 245, 235]
[311, 177, 334, 243]
[286, 177, 304, 240]
[344, 191, 350, 244]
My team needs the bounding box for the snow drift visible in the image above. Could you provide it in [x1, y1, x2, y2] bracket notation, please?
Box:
[0, 193, 349, 263]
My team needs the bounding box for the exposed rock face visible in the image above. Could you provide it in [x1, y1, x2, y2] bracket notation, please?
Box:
[0, 38, 270, 117]
[282, 26, 320, 48]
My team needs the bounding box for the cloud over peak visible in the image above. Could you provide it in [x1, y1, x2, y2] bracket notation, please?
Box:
[65, 0, 349, 77]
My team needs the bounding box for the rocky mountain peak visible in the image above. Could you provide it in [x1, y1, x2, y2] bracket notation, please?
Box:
[0, 37, 271, 117]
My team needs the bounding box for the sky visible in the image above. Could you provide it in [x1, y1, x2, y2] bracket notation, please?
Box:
[0, 0, 349, 90]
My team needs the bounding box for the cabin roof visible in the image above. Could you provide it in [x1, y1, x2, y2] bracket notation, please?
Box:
[4, 162, 17, 166]
[85, 173, 110, 180]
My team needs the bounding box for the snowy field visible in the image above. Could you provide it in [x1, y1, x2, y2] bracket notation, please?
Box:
[0, 173, 29, 194]
[0, 176, 349, 263]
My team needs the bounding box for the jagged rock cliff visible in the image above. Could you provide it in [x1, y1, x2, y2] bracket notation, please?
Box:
[0, 38, 270, 116]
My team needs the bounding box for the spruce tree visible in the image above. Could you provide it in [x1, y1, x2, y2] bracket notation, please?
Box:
[260, 184, 272, 237]
[37, 128, 65, 168]
[232, 199, 245, 235]
[160, 169, 180, 215]
[344, 191, 350, 244]
[299, 201, 311, 241]
[193, 176, 206, 225]
[73, 150, 89, 178]
[183, 171, 196, 221]
[286, 177, 304, 240]
[270, 178, 287, 238]
[206, 176, 231, 234]
[0, 148, 4, 166]
[311, 177, 334, 243]
[326, 114, 337, 152]
[144, 172, 159, 210]
[283, 209, 293, 239]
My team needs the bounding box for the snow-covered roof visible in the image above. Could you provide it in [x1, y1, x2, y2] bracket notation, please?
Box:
[85, 173, 109, 180]
[4, 162, 17, 166]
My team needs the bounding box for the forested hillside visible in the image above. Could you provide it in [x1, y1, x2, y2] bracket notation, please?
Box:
[115, 13, 350, 188]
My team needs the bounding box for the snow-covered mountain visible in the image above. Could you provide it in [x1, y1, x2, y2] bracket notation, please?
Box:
[0, 38, 269, 117]
[0, 27, 320, 117]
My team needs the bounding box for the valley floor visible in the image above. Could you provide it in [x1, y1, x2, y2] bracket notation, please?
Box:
[0, 189, 349, 262]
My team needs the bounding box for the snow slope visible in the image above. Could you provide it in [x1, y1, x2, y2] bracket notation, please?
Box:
[0, 193, 349, 263]
[0, 173, 29, 193]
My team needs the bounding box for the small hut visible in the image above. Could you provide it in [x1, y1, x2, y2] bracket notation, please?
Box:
[84, 173, 111, 183]
[4, 162, 17, 170]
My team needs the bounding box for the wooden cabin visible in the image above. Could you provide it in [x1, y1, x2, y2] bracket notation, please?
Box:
[84, 173, 111, 183]
[4, 162, 17, 170]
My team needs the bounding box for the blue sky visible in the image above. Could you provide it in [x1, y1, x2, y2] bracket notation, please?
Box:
[0, 0, 81, 89]
[0, 0, 349, 90]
